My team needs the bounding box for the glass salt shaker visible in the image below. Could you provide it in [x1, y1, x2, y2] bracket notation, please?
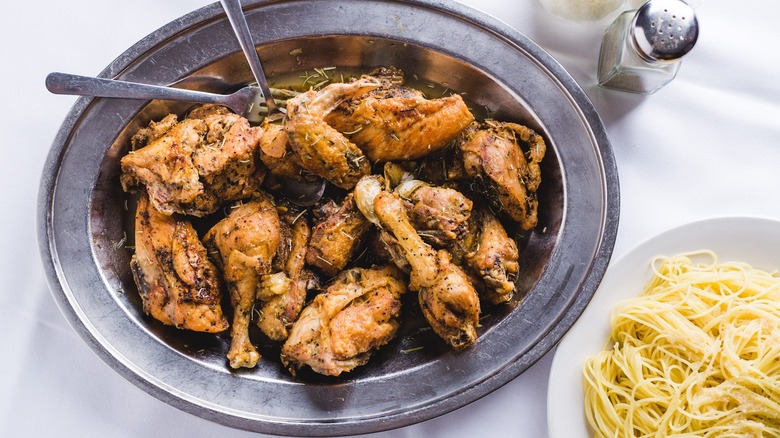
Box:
[597, 0, 699, 94]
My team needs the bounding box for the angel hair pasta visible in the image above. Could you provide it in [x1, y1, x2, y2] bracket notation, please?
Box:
[583, 251, 780, 437]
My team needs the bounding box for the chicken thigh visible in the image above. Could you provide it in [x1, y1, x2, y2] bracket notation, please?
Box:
[203, 195, 280, 368]
[121, 106, 265, 217]
[130, 192, 228, 333]
[281, 265, 406, 376]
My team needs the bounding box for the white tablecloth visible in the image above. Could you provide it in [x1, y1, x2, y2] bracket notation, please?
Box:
[3, 1, 779, 436]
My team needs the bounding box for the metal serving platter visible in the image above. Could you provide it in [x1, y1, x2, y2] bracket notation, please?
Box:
[38, 0, 619, 435]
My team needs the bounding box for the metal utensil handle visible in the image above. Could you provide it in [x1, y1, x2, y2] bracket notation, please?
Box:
[220, 0, 278, 114]
[45, 72, 227, 105]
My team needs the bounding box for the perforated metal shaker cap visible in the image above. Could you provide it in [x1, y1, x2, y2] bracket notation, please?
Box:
[631, 0, 699, 62]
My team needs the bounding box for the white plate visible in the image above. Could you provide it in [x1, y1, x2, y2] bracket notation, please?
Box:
[547, 216, 780, 437]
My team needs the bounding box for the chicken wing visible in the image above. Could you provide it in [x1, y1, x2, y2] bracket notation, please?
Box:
[281, 265, 406, 376]
[325, 82, 473, 162]
[255, 212, 315, 341]
[355, 177, 480, 349]
[121, 106, 265, 217]
[452, 207, 519, 304]
[203, 195, 280, 369]
[284, 78, 381, 189]
[305, 193, 373, 276]
[455, 120, 545, 230]
[130, 192, 228, 333]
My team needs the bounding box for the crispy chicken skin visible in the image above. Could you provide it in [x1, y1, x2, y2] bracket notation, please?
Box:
[455, 120, 545, 230]
[453, 207, 519, 304]
[120, 105, 265, 217]
[130, 193, 228, 333]
[129, 113, 178, 150]
[325, 82, 473, 162]
[365, 187, 480, 349]
[281, 265, 406, 376]
[256, 212, 314, 341]
[305, 193, 373, 276]
[203, 195, 281, 369]
[284, 78, 381, 189]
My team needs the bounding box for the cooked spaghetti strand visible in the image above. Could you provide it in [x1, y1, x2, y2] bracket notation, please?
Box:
[584, 251, 780, 437]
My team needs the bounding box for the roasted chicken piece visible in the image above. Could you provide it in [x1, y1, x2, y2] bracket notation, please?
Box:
[186, 103, 231, 120]
[257, 122, 314, 182]
[325, 81, 473, 162]
[395, 179, 473, 247]
[368, 182, 472, 271]
[120, 105, 265, 217]
[455, 120, 545, 230]
[255, 212, 315, 341]
[355, 176, 481, 349]
[377, 164, 473, 249]
[203, 195, 281, 369]
[452, 207, 519, 304]
[130, 192, 228, 333]
[284, 78, 381, 189]
[281, 265, 406, 376]
[305, 193, 373, 276]
[374, 191, 480, 348]
[370, 180, 514, 304]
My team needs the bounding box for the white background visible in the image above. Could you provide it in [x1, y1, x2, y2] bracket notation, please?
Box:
[2, 0, 779, 436]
